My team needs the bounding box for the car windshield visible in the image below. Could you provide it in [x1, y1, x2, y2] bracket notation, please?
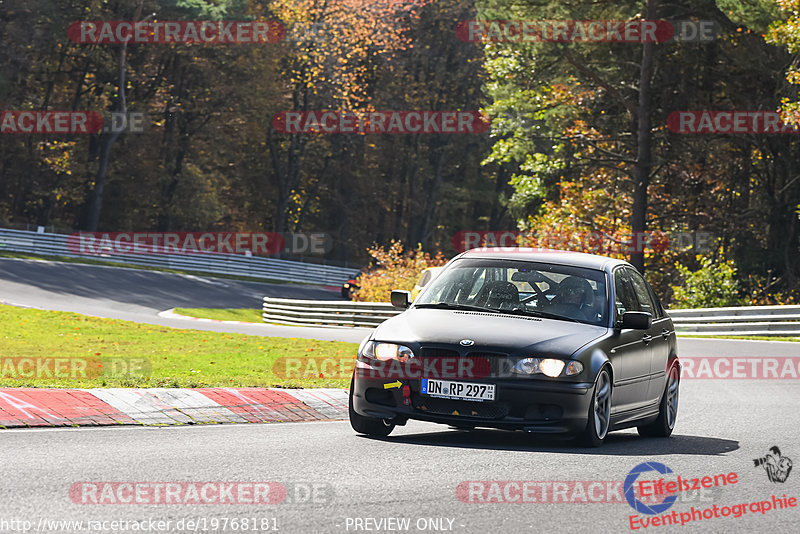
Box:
[414, 258, 608, 326]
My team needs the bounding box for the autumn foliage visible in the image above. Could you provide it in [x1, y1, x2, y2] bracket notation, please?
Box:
[351, 241, 447, 303]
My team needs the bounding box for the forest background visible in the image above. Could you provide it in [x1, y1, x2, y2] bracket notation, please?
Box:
[2, 0, 799, 307]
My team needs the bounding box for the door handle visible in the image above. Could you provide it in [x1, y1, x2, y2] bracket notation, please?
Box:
[642, 334, 652, 344]
[662, 329, 671, 339]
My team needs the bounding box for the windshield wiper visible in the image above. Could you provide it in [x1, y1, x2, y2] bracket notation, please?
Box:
[497, 307, 581, 323]
[414, 302, 499, 313]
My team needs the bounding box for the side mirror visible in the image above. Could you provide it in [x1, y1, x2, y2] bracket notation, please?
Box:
[620, 311, 652, 330]
[391, 290, 411, 309]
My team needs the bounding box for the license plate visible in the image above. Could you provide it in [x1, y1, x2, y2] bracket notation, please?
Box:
[420, 379, 495, 402]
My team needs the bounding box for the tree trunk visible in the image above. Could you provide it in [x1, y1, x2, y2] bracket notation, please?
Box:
[414, 147, 447, 247]
[630, 0, 657, 273]
[489, 165, 508, 230]
[82, 0, 144, 230]
[267, 128, 305, 234]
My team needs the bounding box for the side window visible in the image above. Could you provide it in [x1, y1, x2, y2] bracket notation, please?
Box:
[647, 282, 665, 319]
[613, 268, 639, 318]
[627, 268, 657, 318]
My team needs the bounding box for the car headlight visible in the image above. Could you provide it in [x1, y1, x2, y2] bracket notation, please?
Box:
[512, 358, 582, 377]
[361, 341, 415, 362]
[564, 361, 583, 376]
[539, 359, 565, 377]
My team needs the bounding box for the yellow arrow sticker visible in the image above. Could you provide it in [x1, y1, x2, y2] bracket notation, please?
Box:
[383, 381, 402, 389]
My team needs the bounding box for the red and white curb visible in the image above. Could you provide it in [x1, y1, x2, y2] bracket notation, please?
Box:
[0, 388, 348, 428]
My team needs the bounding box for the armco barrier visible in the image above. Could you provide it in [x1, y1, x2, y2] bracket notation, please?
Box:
[668, 305, 800, 336]
[262, 297, 401, 327]
[262, 298, 800, 336]
[0, 228, 358, 286]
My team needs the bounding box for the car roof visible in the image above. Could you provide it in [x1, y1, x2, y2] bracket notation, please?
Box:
[456, 247, 632, 272]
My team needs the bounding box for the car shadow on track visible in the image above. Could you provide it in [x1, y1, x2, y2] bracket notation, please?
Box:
[360, 429, 738, 456]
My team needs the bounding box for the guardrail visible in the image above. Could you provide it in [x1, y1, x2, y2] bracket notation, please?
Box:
[262, 298, 800, 336]
[668, 305, 800, 336]
[0, 228, 358, 286]
[262, 297, 401, 327]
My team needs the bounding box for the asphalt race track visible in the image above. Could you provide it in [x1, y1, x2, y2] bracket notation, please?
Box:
[0, 257, 370, 342]
[1, 380, 799, 533]
[1, 258, 799, 533]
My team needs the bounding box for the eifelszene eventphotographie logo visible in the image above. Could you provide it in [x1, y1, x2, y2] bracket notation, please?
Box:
[753, 446, 793, 483]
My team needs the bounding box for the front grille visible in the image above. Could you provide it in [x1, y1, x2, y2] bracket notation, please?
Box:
[466, 352, 509, 378]
[416, 348, 509, 379]
[412, 395, 510, 419]
[419, 348, 460, 358]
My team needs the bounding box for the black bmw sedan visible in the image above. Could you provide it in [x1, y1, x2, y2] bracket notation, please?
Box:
[349, 249, 680, 447]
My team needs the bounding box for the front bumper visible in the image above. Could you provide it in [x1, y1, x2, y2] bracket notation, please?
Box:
[351, 371, 594, 434]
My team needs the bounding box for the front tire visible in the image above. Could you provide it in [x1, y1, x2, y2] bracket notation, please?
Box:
[638, 362, 679, 438]
[349, 378, 395, 437]
[577, 367, 612, 447]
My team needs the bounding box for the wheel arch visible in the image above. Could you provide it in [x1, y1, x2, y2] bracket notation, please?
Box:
[587, 348, 613, 384]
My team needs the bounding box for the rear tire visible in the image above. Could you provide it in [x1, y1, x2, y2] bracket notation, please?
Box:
[638, 363, 679, 438]
[577, 367, 612, 447]
[348, 377, 395, 437]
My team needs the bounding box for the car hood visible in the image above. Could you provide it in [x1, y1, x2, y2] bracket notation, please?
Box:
[372, 308, 608, 357]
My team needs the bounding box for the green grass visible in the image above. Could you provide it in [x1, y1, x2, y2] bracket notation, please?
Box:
[173, 307, 263, 323]
[679, 334, 800, 342]
[0, 304, 356, 389]
[0, 250, 309, 286]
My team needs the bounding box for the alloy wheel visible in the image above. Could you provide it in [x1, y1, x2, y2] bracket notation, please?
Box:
[593, 369, 611, 439]
[666, 367, 679, 429]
